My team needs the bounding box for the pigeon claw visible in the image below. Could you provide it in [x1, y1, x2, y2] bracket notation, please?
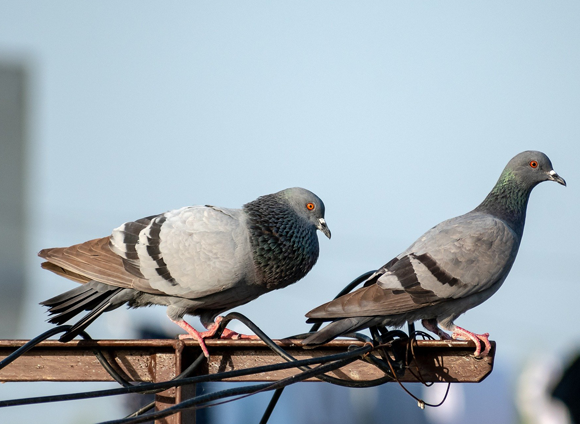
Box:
[218, 329, 261, 340]
[451, 326, 491, 358]
[202, 316, 260, 340]
[171, 316, 260, 358]
[172, 319, 211, 358]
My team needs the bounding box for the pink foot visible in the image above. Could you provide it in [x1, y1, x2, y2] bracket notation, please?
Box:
[452, 326, 491, 357]
[171, 316, 260, 357]
[218, 328, 260, 340]
[199, 316, 259, 340]
[421, 319, 452, 340]
[171, 319, 211, 357]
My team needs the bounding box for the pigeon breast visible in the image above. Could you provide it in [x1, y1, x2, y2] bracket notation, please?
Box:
[244, 193, 320, 290]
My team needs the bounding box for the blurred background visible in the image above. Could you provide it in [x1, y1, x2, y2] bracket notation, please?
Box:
[1, 1, 579, 423]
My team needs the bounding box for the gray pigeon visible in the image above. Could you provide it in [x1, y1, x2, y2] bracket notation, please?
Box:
[304, 151, 565, 357]
[40, 187, 330, 357]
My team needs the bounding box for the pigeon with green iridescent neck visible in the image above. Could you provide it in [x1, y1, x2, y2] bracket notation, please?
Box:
[39, 187, 331, 357]
[304, 151, 565, 357]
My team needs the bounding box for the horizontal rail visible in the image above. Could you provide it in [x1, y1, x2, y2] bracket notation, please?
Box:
[0, 338, 494, 383]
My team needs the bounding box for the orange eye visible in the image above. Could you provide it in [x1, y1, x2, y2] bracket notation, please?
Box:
[306, 203, 315, 211]
[529, 160, 538, 169]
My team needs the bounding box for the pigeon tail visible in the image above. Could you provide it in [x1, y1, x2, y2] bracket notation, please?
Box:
[302, 317, 374, 346]
[41, 284, 124, 342]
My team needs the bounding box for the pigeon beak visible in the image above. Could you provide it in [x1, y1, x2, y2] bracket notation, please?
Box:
[317, 218, 331, 239]
[548, 170, 566, 186]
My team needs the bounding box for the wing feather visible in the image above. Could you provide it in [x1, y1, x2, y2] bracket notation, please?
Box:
[41, 205, 256, 301]
[307, 212, 519, 320]
[39, 237, 165, 295]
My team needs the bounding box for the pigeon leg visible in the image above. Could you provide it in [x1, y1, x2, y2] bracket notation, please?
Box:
[170, 319, 211, 358]
[421, 319, 452, 340]
[451, 326, 491, 357]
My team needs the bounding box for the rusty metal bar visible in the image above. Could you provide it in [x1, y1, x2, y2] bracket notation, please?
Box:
[204, 339, 494, 383]
[0, 338, 495, 423]
[0, 338, 494, 383]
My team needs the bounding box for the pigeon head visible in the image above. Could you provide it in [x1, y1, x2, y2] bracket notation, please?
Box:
[505, 150, 566, 188]
[243, 187, 330, 289]
[476, 150, 566, 234]
[276, 187, 331, 239]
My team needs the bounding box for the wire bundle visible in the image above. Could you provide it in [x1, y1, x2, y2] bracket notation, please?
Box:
[0, 271, 450, 423]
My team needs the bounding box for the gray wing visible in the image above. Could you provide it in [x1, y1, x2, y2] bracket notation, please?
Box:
[307, 212, 519, 319]
[376, 212, 519, 300]
[109, 205, 256, 299]
[39, 206, 255, 299]
[39, 236, 164, 295]
[41, 206, 256, 300]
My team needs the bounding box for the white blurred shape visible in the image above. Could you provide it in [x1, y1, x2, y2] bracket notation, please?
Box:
[423, 383, 465, 424]
[516, 355, 571, 424]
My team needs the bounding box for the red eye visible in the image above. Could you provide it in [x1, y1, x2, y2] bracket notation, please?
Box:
[306, 203, 315, 211]
[529, 160, 538, 169]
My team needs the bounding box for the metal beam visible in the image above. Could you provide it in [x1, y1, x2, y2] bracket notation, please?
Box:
[0, 338, 495, 423]
[0, 338, 494, 383]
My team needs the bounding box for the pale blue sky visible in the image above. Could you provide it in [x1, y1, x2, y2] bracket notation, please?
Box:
[1, 1, 579, 423]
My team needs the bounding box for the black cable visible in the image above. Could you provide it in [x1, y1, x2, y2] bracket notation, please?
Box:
[107, 314, 445, 423]
[259, 387, 283, 424]
[0, 325, 72, 370]
[116, 310, 377, 424]
[0, 284, 451, 422]
[257, 333, 371, 423]
[123, 310, 236, 418]
[220, 313, 387, 388]
[0, 313, 375, 416]
[98, 353, 363, 424]
[0, 325, 133, 388]
[259, 269, 377, 424]
[123, 402, 154, 420]
[0, 343, 370, 408]
[308, 270, 376, 333]
[108, 383, 273, 424]
[84, 336, 133, 388]
[366, 348, 451, 408]
[219, 313, 389, 388]
[125, 348, 207, 417]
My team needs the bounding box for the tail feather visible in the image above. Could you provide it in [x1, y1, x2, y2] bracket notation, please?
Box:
[46, 289, 103, 314]
[48, 294, 107, 325]
[302, 317, 374, 346]
[40, 283, 124, 341]
[59, 294, 121, 342]
[41, 284, 94, 308]
[42, 285, 111, 325]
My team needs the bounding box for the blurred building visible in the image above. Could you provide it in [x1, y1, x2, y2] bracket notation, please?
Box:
[0, 61, 27, 338]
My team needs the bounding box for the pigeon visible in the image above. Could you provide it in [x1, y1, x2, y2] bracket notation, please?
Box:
[303, 151, 565, 357]
[40, 187, 331, 357]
